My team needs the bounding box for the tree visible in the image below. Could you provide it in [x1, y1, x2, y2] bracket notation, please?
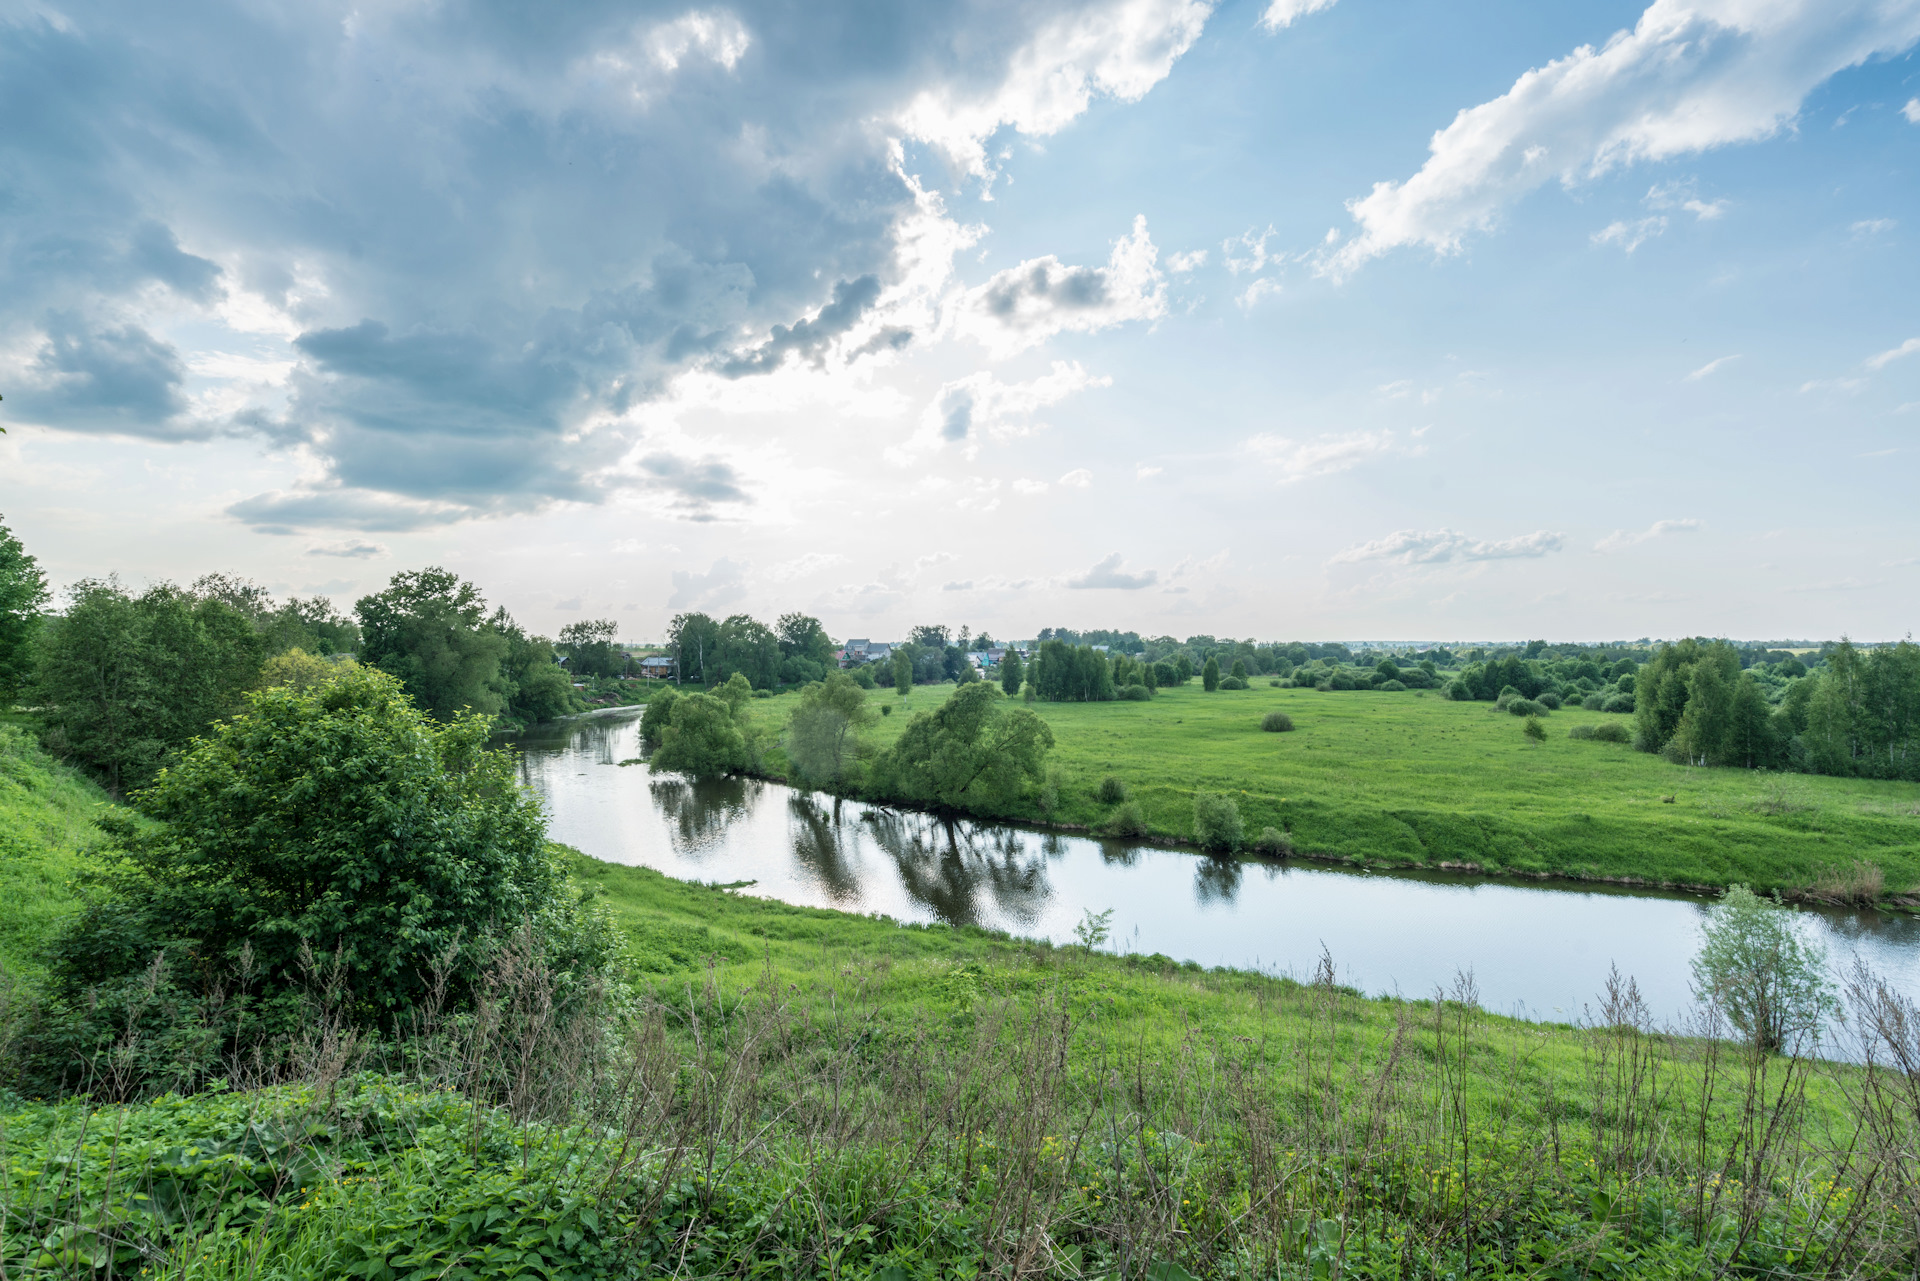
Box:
[0, 514, 49, 702]
[892, 647, 912, 695]
[558, 618, 621, 679]
[257, 648, 355, 693]
[1000, 648, 1024, 697]
[649, 691, 751, 777]
[872, 682, 1053, 813]
[262, 595, 360, 656]
[668, 612, 722, 686]
[1176, 654, 1194, 684]
[776, 612, 834, 685]
[492, 610, 583, 725]
[717, 614, 781, 689]
[1230, 657, 1248, 682]
[36, 579, 265, 792]
[1691, 885, 1835, 1052]
[1670, 652, 1735, 765]
[908, 624, 950, 650]
[1202, 655, 1221, 692]
[40, 667, 601, 1038]
[1192, 792, 1243, 852]
[1723, 673, 1778, 769]
[1524, 716, 1546, 743]
[786, 672, 874, 787]
[640, 686, 679, 739]
[355, 568, 508, 719]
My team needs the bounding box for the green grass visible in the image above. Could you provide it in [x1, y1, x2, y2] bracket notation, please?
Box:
[0, 724, 112, 979]
[742, 682, 1920, 896]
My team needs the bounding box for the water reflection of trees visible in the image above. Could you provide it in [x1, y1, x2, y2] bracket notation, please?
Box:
[788, 795, 864, 904]
[648, 775, 759, 859]
[859, 810, 1051, 929]
[504, 713, 644, 783]
[1194, 855, 1243, 905]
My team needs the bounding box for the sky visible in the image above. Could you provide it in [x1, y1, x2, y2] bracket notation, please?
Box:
[2, 0, 1918, 644]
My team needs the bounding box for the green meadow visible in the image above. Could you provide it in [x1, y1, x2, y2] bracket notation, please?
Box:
[742, 681, 1920, 896]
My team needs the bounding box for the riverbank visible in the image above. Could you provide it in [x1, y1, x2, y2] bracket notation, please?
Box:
[733, 681, 1920, 903]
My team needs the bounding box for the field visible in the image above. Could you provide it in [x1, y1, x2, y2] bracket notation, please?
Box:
[742, 681, 1920, 897]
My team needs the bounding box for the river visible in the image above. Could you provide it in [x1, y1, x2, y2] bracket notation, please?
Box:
[509, 709, 1920, 1028]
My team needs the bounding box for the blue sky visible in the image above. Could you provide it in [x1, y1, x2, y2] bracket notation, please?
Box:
[3, 0, 1917, 641]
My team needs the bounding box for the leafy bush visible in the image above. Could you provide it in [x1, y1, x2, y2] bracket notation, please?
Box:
[650, 691, 752, 777]
[1507, 698, 1548, 717]
[1192, 792, 1244, 852]
[1591, 721, 1631, 743]
[785, 672, 874, 788]
[1269, 678, 1282, 687]
[640, 687, 679, 738]
[1261, 711, 1294, 732]
[1217, 676, 1249, 690]
[1447, 680, 1473, 701]
[1327, 672, 1356, 691]
[1251, 826, 1293, 856]
[1374, 679, 1406, 692]
[848, 663, 876, 689]
[1524, 716, 1547, 742]
[1103, 800, 1148, 838]
[871, 682, 1054, 813]
[1118, 684, 1153, 701]
[1495, 685, 1522, 708]
[1096, 774, 1128, 804]
[1603, 693, 1635, 714]
[1537, 691, 1562, 709]
[1568, 724, 1596, 740]
[1691, 885, 1835, 1052]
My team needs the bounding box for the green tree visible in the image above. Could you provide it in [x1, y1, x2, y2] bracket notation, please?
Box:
[1723, 673, 1778, 769]
[786, 672, 874, 787]
[1230, 657, 1248, 681]
[40, 667, 600, 1039]
[1175, 654, 1194, 684]
[1523, 716, 1546, 742]
[668, 612, 722, 686]
[1691, 885, 1835, 1052]
[649, 691, 751, 778]
[0, 514, 49, 702]
[776, 613, 835, 684]
[892, 647, 912, 695]
[1192, 792, 1244, 852]
[1000, 647, 1024, 697]
[717, 614, 781, 689]
[261, 595, 360, 656]
[355, 568, 508, 719]
[1202, 655, 1221, 692]
[1670, 650, 1735, 765]
[492, 610, 583, 725]
[872, 682, 1054, 812]
[640, 686, 679, 739]
[36, 579, 265, 792]
[557, 618, 621, 679]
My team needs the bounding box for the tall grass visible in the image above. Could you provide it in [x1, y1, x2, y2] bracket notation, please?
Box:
[8, 929, 1920, 1278]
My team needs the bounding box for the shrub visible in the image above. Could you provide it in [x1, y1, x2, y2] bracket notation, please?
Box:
[1495, 685, 1522, 709]
[640, 686, 680, 738]
[1269, 678, 1281, 687]
[1252, 826, 1293, 856]
[1603, 693, 1635, 714]
[1327, 673, 1356, 691]
[1375, 679, 1406, 692]
[880, 703, 892, 716]
[1447, 680, 1473, 701]
[1192, 792, 1244, 852]
[1118, 684, 1153, 701]
[1202, 656, 1220, 691]
[1524, 716, 1547, 742]
[1537, 691, 1562, 709]
[1507, 698, 1548, 717]
[651, 691, 752, 777]
[1592, 722, 1631, 744]
[1261, 711, 1294, 732]
[1691, 884, 1835, 1052]
[1568, 724, 1596, 740]
[848, 664, 876, 688]
[1218, 676, 1249, 690]
[1096, 774, 1128, 804]
[1103, 800, 1148, 837]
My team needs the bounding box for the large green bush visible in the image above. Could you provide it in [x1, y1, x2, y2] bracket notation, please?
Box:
[649, 691, 752, 777]
[1192, 792, 1244, 853]
[871, 682, 1053, 813]
[31, 667, 606, 1085]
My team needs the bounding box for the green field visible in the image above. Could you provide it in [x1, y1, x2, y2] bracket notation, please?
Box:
[742, 681, 1920, 897]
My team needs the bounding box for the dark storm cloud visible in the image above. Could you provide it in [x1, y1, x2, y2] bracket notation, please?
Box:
[0, 0, 1181, 527]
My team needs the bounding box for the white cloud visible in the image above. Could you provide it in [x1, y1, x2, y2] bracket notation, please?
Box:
[1058, 467, 1094, 487]
[1246, 429, 1398, 482]
[1223, 225, 1277, 275]
[896, 360, 1109, 459]
[1166, 248, 1209, 272]
[305, 538, 387, 559]
[1238, 277, 1283, 309]
[1593, 517, 1703, 551]
[1645, 180, 1727, 219]
[1685, 354, 1740, 380]
[897, 0, 1213, 182]
[1330, 528, 1565, 565]
[1013, 478, 1051, 495]
[1866, 336, 1920, 370]
[1905, 97, 1920, 122]
[1592, 216, 1667, 252]
[1852, 217, 1897, 236]
[953, 216, 1166, 355]
[668, 556, 749, 609]
[766, 551, 849, 580]
[1135, 462, 1163, 479]
[1323, 0, 1920, 278]
[1065, 552, 1159, 589]
[1260, 0, 1338, 29]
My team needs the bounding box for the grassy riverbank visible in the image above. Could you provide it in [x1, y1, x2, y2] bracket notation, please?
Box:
[739, 681, 1920, 899]
[4, 722, 1919, 1277]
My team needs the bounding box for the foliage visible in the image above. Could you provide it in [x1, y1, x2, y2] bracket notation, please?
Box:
[1096, 774, 1128, 804]
[892, 647, 912, 695]
[785, 673, 874, 788]
[35, 578, 266, 792]
[489, 610, 583, 725]
[1103, 799, 1148, 837]
[1030, 641, 1118, 702]
[1805, 638, 1920, 779]
[1691, 884, 1836, 1052]
[1217, 676, 1248, 690]
[1261, 710, 1295, 732]
[1507, 698, 1548, 717]
[257, 648, 356, 693]
[667, 611, 722, 686]
[1202, 655, 1220, 692]
[1191, 792, 1243, 852]
[1252, 825, 1293, 856]
[33, 668, 594, 1066]
[0, 513, 49, 703]
[1524, 716, 1547, 742]
[871, 682, 1053, 813]
[0, 724, 108, 977]
[1118, 683, 1152, 700]
[999, 647, 1023, 696]
[640, 686, 679, 739]
[556, 617, 621, 679]
[650, 691, 751, 778]
[716, 613, 781, 689]
[354, 568, 508, 720]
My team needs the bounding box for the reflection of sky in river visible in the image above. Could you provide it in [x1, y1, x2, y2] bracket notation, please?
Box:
[512, 712, 1920, 1028]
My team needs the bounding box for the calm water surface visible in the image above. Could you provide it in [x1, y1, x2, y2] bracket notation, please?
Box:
[511, 710, 1920, 1026]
